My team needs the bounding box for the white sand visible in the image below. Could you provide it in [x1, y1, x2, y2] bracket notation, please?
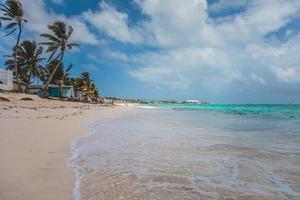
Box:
[0, 93, 127, 200]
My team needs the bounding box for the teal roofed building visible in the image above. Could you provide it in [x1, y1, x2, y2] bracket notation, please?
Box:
[47, 85, 74, 98]
[29, 84, 74, 99]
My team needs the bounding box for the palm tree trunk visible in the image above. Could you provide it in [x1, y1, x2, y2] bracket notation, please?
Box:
[14, 23, 23, 93]
[25, 69, 32, 94]
[43, 52, 64, 98]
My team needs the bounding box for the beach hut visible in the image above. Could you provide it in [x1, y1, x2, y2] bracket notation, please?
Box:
[0, 70, 13, 91]
[28, 84, 74, 98]
[48, 85, 74, 98]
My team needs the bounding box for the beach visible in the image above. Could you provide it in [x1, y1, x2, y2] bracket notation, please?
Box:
[1, 93, 300, 200]
[0, 93, 126, 200]
[70, 105, 300, 200]
[1, 0, 300, 199]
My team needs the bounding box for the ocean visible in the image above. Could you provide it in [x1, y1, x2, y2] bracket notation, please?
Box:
[69, 104, 300, 200]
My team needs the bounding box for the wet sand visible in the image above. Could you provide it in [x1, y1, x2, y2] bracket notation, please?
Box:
[70, 108, 300, 200]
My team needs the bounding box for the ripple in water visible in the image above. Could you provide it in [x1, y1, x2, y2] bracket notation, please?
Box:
[69, 108, 300, 200]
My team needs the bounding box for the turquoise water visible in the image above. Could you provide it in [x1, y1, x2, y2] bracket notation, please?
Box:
[144, 104, 300, 119]
[70, 106, 300, 199]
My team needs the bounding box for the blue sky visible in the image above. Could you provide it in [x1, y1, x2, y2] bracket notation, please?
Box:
[1, 0, 300, 103]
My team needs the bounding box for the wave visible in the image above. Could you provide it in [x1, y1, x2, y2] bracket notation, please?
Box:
[142, 104, 300, 119]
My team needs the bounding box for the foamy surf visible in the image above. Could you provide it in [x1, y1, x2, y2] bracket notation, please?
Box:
[69, 107, 300, 200]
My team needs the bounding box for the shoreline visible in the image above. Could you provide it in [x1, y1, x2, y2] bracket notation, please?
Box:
[66, 106, 300, 200]
[68, 115, 117, 200]
[0, 93, 128, 200]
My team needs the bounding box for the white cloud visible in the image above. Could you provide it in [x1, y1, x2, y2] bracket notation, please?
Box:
[66, 17, 101, 45]
[123, 0, 300, 97]
[250, 73, 266, 85]
[103, 50, 130, 61]
[135, 0, 218, 47]
[83, 1, 143, 43]
[129, 47, 242, 90]
[273, 67, 300, 83]
[19, 0, 99, 45]
[2, 0, 300, 100]
[244, 0, 298, 35]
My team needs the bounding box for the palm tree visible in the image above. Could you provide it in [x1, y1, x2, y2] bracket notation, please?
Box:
[40, 21, 78, 97]
[78, 72, 99, 102]
[0, 0, 27, 92]
[4, 40, 44, 92]
[79, 72, 92, 91]
[91, 82, 100, 101]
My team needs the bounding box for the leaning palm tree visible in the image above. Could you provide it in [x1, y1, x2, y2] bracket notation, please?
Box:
[5, 40, 45, 92]
[0, 0, 27, 92]
[40, 21, 78, 97]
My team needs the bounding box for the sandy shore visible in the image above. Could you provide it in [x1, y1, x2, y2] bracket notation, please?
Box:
[0, 93, 127, 200]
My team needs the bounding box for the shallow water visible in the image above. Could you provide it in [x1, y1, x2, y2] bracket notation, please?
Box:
[70, 106, 300, 200]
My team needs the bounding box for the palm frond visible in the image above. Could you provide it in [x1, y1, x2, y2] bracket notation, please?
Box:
[65, 63, 73, 73]
[0, 4, 14, 17]
[4, 21, 17, 29]
[36, 46, 43, 55]
[3, 27, 16, 36]
[4, 40, 45, 84]
[6, 0, 23, 17]
[40, 33, 60, 42]
[0, 16, 12, 21]
[47, 47, 59, 62]
[67, 25, 73, 39]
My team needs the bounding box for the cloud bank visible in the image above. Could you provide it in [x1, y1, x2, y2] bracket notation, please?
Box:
[1, 0, 300, 102]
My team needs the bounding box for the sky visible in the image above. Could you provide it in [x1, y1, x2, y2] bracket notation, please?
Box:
[1, 0, 300, 103]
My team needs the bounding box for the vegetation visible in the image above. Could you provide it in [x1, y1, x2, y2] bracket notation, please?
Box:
[0, 0, 100, 102]
[40, 21, 78, 97]
[44, 60, 72, 85]
[77, 72, 99, 102]
[0, 0, 27, 92]
[43, 60, 73, 98]
[4, 40, 44, 93]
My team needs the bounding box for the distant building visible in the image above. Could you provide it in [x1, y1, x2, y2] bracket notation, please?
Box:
[28, 84, 74, 98]
[48, 85, 74, 98]
[74, 90, 86, 101]
[186, 100, 200, 104]
[0, 70, 13, 91]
